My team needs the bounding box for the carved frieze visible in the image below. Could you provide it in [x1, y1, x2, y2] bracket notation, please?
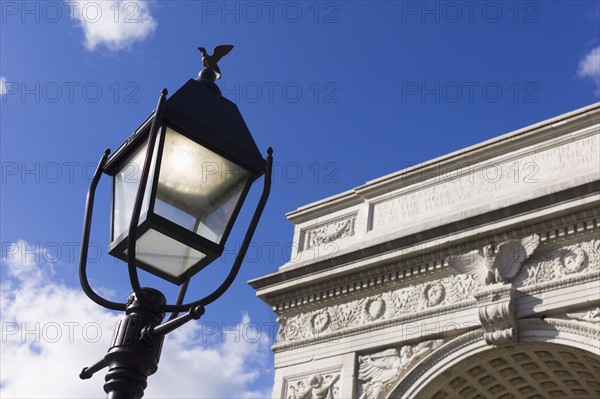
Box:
[276, 274, 479, 344]
[301, 215, 356, 251]
[284, 372, 340, 399]
[515, 239, 600, 287]
[275, 238, 599, 346]
[357, 340, 444, 399]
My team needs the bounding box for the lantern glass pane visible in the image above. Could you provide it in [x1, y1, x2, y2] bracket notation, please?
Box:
[112, 138, 157, 241]
[155, 127, 250, 244]
[125, 228, 207, 278]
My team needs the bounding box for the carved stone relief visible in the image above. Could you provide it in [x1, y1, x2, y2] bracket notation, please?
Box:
[357, 340, 444, 399]
[567, 307, 600, 324]
[276, 274, 479, 344]
[285, 372, 340, 399]
[447, 234, 540, 285]
[365, 297, 386, 321]
[515, 239, 600, 287]
[311, 310, 331, 333]
[474, 284, 517, 346]
[275, 238, 599, 346]
[302, 216, 356, 251]
[478, 299, 517, 346]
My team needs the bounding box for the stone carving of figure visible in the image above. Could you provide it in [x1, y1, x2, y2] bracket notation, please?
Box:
[289, 374, 340, 399]
[312, 311, 331, 333]
[567, 307, 600, 323]
[358, 349, 402, 399]
[422, 282, 445, 307]
[447, 234, 540, 285]
[358, 341, 442, 399]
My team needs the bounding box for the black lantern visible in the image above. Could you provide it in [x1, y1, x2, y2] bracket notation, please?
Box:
[77, 48, 273, 399]
[103, 75, 266, 284]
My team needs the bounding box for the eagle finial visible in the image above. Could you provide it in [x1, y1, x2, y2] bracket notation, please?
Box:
[197, 45, 234, 80]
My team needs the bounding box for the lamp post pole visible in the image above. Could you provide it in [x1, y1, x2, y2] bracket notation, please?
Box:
[97, 289, 165, 399]
[80, 288, 208, 398]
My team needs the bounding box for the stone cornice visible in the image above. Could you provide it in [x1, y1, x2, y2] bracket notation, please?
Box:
[252, 182, 599, 293]
[260, 214, 600, 351]
[251, 199, 599, 312]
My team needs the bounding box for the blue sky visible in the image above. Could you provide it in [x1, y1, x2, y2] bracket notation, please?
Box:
[1, 1, 599, 397]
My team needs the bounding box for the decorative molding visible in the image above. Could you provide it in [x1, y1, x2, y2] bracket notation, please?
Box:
[276, 274, 479, 345]
[284, 371, 341, 399]
[269, 212, 599, 314]
[274, 237, 600, 349]
[390, 318, 600, 398]
[301, 215, 356, 251]
[357, 340, 444, 399]
[519, 318, 600, 351]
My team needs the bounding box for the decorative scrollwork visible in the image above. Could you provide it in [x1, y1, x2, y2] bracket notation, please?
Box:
[302, 217, 356, 251]
[286, 372, 340, 399]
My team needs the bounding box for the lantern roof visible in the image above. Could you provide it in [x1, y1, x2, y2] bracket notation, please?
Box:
[163, 78, 266, 175]
[104, 79, 266, 177]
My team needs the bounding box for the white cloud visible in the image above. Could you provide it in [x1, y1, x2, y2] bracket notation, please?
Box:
[69, 1, 157, 51]
[577, 46, 600, 96]
[0, 76, 7, 96]
[1, 241, 273, 398]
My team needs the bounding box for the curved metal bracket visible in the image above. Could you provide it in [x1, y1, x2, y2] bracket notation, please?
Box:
[78, 148, 126, 311]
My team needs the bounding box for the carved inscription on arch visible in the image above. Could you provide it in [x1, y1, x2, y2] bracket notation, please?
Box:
[371, 134, 599, 230]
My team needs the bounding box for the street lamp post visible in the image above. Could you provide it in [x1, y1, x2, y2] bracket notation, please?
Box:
[77, 47, 272, 399]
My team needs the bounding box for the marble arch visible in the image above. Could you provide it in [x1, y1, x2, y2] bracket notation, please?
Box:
[250, 103, 600, 398]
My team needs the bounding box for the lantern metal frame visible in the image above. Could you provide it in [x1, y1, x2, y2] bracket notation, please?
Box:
[79, 84, 272, 312]
[77, 67, 273, 399]
[105, 118, 257, 285]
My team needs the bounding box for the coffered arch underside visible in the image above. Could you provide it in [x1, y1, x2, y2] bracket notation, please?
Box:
[390, 319, 600, 399]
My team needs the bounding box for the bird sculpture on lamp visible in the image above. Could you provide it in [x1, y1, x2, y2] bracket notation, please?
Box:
[197, 45, 234, 79]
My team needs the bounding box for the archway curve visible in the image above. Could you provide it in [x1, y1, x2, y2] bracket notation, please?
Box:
[388, 318, 600, 398]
